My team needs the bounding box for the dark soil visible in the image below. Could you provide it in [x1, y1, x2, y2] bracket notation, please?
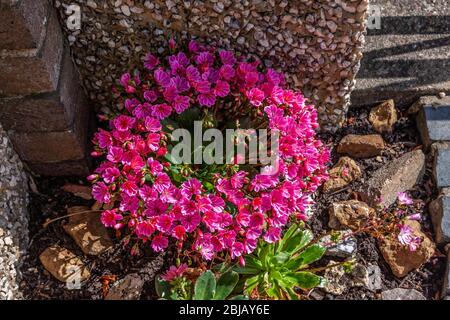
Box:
[20, 105, 447, 300]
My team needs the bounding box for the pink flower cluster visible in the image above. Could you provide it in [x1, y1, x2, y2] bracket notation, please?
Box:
[90, 40, 329, 261]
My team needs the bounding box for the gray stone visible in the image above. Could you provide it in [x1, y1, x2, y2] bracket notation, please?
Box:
[432, 142, 450, 188]
[381, 288, 426, 300]
[367, 264, 382, 291]
[411, 96, 450, 149]
[442, 249, 450, 299]
[323, 231, 358, 258]
[360, 150, 426, 207]
[105, 273, 144, 300]
[429, 188, 450, 245]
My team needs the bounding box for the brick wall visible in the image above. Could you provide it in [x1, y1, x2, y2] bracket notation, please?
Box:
[0, 0, 91, 176]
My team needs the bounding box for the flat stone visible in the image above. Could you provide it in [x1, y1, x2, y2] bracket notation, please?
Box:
[63, 207, 113, 256]
[323, 157, 362, 193]
[27, 159, 92, 176]
[323, 231, 357, 258]
[62, 184, 92, 200]
[381, 288, 426, 300]
[323, 262, 368, 295]
[337, 134, 385, 158]
[410, 96, 450, 149]
[369, 99, 398, 133]
[360, 149, 425, 207]
[443, 249, 450, 299]
[429, 188, 450, 245]
[367, 264, 382, 291]
[105, 273, 144, 300]
[432, 142, 450, 188]
[379, 220, 435, 278]
[39, 245, 90, 283]
[328, 200, 373, 230]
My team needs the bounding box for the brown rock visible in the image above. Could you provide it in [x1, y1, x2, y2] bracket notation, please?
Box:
[369, 99, 398, 133]
[39, 245, 90, 283]
[337, 134, 385, 158]
[105, 273, 144, 300]
[62, 184, 92, 200]
[63, 206, 113, 256]
[27, 159, 92, 176]
[323, 157, 362, 193]
[360, 150, 425, 207]
[328, 200, 373, 230]
[379, 221, 435, 278]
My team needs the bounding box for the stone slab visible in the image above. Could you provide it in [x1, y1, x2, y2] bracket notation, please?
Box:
[443, 249, 450, 299]
[0, 6, 63, 96]
[429, 188, 450, 245]
[434, 144, 450, 188]
[26, 158, 91, 176]
[0, 0, 48, 51]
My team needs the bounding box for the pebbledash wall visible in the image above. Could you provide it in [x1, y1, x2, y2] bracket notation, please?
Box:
[0, 0, 369, 177]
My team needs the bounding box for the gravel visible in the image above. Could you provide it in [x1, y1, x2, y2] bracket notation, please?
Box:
[0, 124, 29, 300]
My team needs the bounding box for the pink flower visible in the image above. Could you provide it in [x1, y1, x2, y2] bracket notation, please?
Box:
[145, 117, 162, 132]
[151, 234, 169, 252]
[151, 104, 172, 120]
[122, 181, 138, 197]
[398, 224, 422, 252]
[95, 129, 113, 148]
[214, 80, 230, 97]
[136, 221, 155, 238]
[181, 178, 202, 198]
[263, 227, 281, 243]
[92, 182, 110, 203]
[101, 210, 123, 228]
[161, 264, 188, 282]
[198, 93, 216, 107]
[219, 50, 236, 65]
[107, 146, 123, 163]
[219, 65, 235, 80]
[231, 242, 245, 259]
[247, 88, 265, 106]
[144, 53, 160, 70]
[154, 68, 171, 87]
[102, 167, 120, 184]
[398, 192, 413, 205]
[144, 90, 158, 102]
[180, 213, 201, 232]
[153, 173, 171, 192]
[172, 225, 186, 240]
[156, 214, 173, 233]
[173, 95, 190, 114]
[147, 133, 161, 151]
[114, 115, 135, 131]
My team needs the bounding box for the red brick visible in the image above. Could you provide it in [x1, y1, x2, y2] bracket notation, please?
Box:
[26, 159, 92, 176]
[0, 6, 63, 96]
[0, 50, 87, 132]
[0, 0, 49, 51]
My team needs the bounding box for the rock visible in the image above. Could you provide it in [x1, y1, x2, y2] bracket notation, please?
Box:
[337, 134, 385, 158]
[63, 206, 113, 256]
[432, 142, 450, 188]
[366, 264, 382, 291]
[323, 262, 368, 295]
[328, 200, 373, 230]
[443, 249, 450, 299]
[360, 150, 425, 207]
[105, 273, 144, 300]
[39, 245, 90, 283]
[323, 230, 357, 258]
[379, 221, 435, 278]
[410, 96, 450, 149]
[381, 288, 426, 300]
[369, 99, 397, 133]
[323, 157, 362, 193]
[62, 184, 92, 200]
[429, 188, 450, 245]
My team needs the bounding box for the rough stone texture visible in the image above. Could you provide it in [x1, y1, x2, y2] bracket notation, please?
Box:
[328, 200, 373, 230]
[323, 230, 357, 258]
[323, 157, 362, 193]
[26, 159, 91, 176]
[379, 220, 435, 278]
[366, 264, 382, 292]
[443, 248, 450, 299]
[105, 273, 144, 300]
[381, 288, 426, 300]
[39, 244, 90, 283]
[429, 188, 450, 245]
[432, 142, 450, 189]
[411, 96, 450, 149]
[0, 0, 49, 51]
[323, 262, 368, 295]
[352, 0, 450, 108]
[337, 134, 385, 158]
[0, 49, 89, 133]
[0, 5, 63, 96]
[63, 206, 113, 256]
[54, 0, 369, 130]
[360, 149, 425, 207]
[0, 124, 29, 300]
[369, 99, 397, 133]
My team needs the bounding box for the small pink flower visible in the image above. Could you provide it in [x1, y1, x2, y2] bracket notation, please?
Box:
[219, 65, 235, 81]
[173, 95, 190, 114]
[151, 234, 169, 252]
[151, 104, 172, 120]
[219, 50, 236, 65]
[398, 224, 422, 252]
[263, 227, 281, 243]
[147, 133, 161, 151]
[144, 53, 160, 70]
[136, 221, 155, 238]
[161, 264, 188, 282]
[92, 182, 110, 203]
[154, 173, 171, 193]
[214, 80, 230, 97]
[101, 210, 123, 228]
[198, 93, 216, 107]
[398, 192, 413, 205]
[145, 117, 162, 133]
[122, 181, 138, 197]
[247, 88, 265, 106]
[154, 68, 171, 87]
[172, 225, 186, 240]
[114, 115, 135, 132]
[156, 214, 173, 233]
[102, 167, 120, 184]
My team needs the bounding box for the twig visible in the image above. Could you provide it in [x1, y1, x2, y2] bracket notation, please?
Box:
[42, 210, 103, 228]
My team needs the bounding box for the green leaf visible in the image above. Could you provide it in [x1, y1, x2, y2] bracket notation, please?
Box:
[269, 252, 290, 266]
[277, 223, 299, 253]
[229, 295, 248, 300]
[155, 276, 171, 299]
[193, 271, 216, 300]
[284, 272, 323, 289]
[286, 244, 326, 270]
[233, 266, 260, 275]
[284, 229, 314, 254]
[214, 271, 239, 300]
[244, 274, 262, 295]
